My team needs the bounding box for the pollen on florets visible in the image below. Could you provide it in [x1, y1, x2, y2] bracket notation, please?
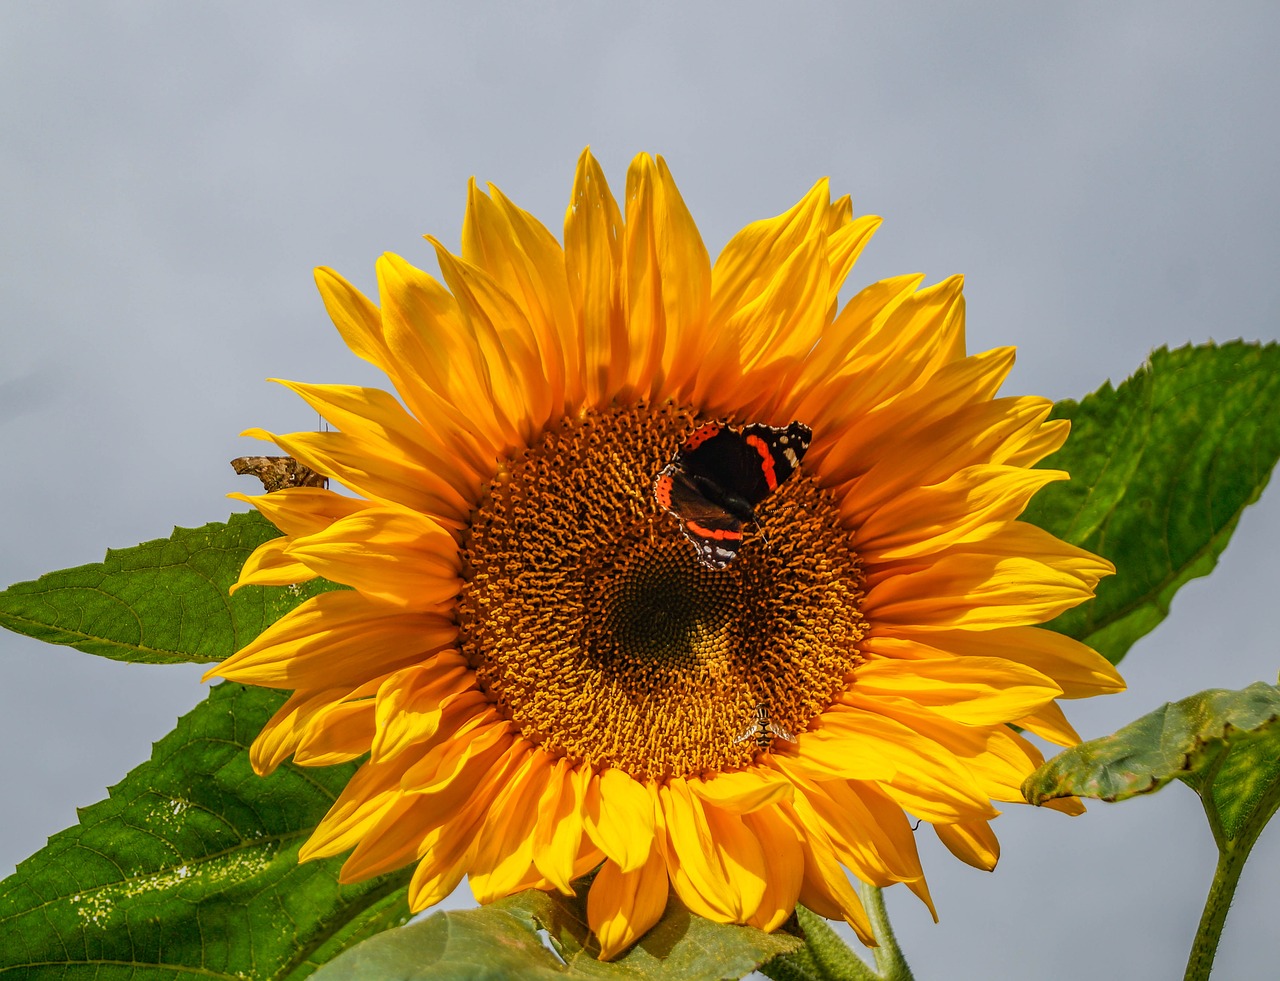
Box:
[458, 401, 867, 781]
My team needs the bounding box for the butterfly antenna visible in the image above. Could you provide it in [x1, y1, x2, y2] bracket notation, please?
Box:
[751, 509, 770, 549]
[317, 412, 332, 488]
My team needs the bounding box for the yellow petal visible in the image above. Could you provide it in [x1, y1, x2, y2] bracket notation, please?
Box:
[284, 507, 462, 608]
[376, 252, 519, 453]
[741, 807, 803, 931]
[468, 745, 548, 901]
[696, 234, 831, 420]
[798, 275, 967, 448]
[967, 726, 1045, 803]
[532, 758, 588, 894]
[782, 273, 923, 425]
[203, 591, 456, 689]
[865, 625, 1125, 698]
[733, 233, 832, 370]
[240, 427, 463, 525]
[850, 654, 1062, 725]
[314, 265, 390, 375]
[314, 266, 495, 474]
[370, 651, 477, 762]
[293, 698, 376, 766]
[835, 396, 1055, 528]
[845, 693, 1042, 805]
[657, 781, 736, 920]
[646, 156, 712, 399]
[230, 536, 316, 593]
[1041, 795, 1087, 816]
[409, 833, 475, 912]
[339, 792, 439, 881]
[853, 465, 1067, 562]
[587, 850, 670, 961]
[407, 744, 529, 911]
[862, 524, 1113, 631]
[620, 154, 670, 395]
[584, 768, 656, 873]
[934, 819, 1001, 871]
[346, 741, 532, 884]
[700, 801, 768, 921]
[783, 802, 875, 945]
[786, 724, 899, 783]
[269, 380, 478, 521]
[1015, 700, 1083, 746]
[249, 677, 381, 775]
[399, 715, 513, 796]
[688, 766, 794, 814]
[301, 758, 404, 862]
[229, 486, 370, 539]
[811, 346, 1017, 484]
[235, 494, 395, 590]
[825, 214, 882, 298]
[462, 178, 569, 414]
[710, 179, 830, 327]
[795, 707, 998, 822]
[1003, 418, 1071, 467]
[429, 239, 552, 441]
[786, 773, 925, 889]
[563, 148, 625, 406]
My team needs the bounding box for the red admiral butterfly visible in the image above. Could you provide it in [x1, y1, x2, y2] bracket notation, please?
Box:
[653, 421, 812, 569]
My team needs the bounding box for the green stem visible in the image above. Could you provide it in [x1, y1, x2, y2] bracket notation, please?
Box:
[860, 885, 913, 981]
[1183, 835, 1253, 981]
[760, 906, 880, 981]
[795, 906, 882, 981]
[761, 888, 914, 981]
[1184, 775, 1280, 981]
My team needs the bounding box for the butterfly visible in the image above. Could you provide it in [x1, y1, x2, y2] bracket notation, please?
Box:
[653, 420, 812, 569]
[231, 456, 327, 492]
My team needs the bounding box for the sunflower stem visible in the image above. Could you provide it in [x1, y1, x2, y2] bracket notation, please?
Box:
[1184, 843, 1246, 981]
[756, 942, 827, 981]
[860, 884, 913, 981]
[760, 906, 880, 981]
[1183, 772, 1280, 981]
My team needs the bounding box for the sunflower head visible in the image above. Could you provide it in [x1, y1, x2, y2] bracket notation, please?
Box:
[209, 150, 1123, 960]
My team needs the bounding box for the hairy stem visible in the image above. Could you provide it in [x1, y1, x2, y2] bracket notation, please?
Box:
[861, 885, 913, 981]
[1184, 775, 1280, 980]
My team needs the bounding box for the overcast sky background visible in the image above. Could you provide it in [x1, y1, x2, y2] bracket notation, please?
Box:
[3, 4, 1279, 978]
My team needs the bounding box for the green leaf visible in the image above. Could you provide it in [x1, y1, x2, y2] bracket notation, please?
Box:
[0, 511, 339, 664]
[0, 681, 411, 980]
[1024, 682, 1280, 980]
[311, 888, 802, 980]
[1022, 682, 1280, 831]
[1022, 341, 1280, 664]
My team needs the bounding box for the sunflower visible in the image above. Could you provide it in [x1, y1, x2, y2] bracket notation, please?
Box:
[206, 150, 1123, 960]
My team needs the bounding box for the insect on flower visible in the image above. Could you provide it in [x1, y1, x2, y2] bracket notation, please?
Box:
[654, 421, 812, 569]
[734, 701, 798, 751]
[207, 150, 1123, 961]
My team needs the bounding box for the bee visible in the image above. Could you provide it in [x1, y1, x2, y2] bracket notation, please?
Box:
[734, 702, 797, 751]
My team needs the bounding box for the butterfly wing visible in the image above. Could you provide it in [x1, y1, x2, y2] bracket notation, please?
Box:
[654, 463, 745, 569]
[654, 420, 813, 571]
[740, 422, 812, 497]
[677, 422, 813, 511]
[674, 424, 773, 509]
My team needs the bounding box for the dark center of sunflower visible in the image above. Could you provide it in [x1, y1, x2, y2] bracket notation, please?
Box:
[458, 401, 866, 781]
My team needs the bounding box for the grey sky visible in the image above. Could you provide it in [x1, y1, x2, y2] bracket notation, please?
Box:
[3, 4, 1279, 978]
